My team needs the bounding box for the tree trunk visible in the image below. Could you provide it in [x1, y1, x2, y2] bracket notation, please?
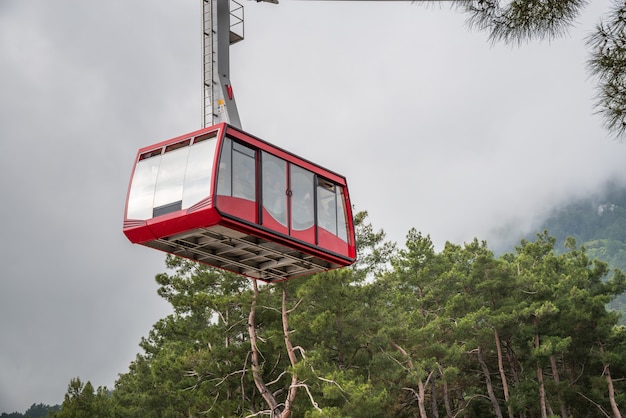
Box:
[494, 328, 514, 418]
[417, 379, 428, 418]
[391, 341, 428, 418]
[534, 325, 548, 418]
[536, 363, 547, 418]
[599, 342, 623, 418]
[246, 283, 307, 418]
[438, 364, 454, 418]
[281, 285, 299, 418]
[225, 309, 230, 348]
[549, 354, 568, 418]
[605, 365, 623, 418]
[430, 376, 439, 418]
[477, 346, 504, 418]
[248, 281, 281, 416]
[504, 339, 521, 385]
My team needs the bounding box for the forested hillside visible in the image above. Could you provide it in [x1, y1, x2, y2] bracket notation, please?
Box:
[526, 182, 626, 321]
[49, 212, 626, 417]
[0, 403, 60, 418]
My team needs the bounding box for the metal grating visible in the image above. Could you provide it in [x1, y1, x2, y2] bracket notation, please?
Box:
[145, 225, 334, 282]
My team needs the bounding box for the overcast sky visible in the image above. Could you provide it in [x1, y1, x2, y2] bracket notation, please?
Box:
[1, 0, 625, 412]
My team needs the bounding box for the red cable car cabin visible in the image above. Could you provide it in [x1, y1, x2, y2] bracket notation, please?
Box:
[123, 123, 356, 282]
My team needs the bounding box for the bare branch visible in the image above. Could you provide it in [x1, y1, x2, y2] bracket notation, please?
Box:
[244, 410, 271, 418]
[285, 298, 303, 314]
[290, 383, 323, 412]
[266, 371, 288, 387]
[403, 386, 419, 400]
[576, 391, 612, 418]
[292, 346, 307, 359]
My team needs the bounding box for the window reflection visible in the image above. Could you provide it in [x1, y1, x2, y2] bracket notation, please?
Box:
[232, 143, 255, 201]
[127, 156, 160, 220]
[217, 138, 256, 201]
[262, 153, 287, 227]
[153, 146, 189, 209]
[216, 138, 232, 196]
[291, 166, 314, 231]
[336, 187, 348, 242]
[316, 179, 349, 243]
[316, 179, 337, 234]
[126, 134, 218, 220]
[183, 139, 216, 208]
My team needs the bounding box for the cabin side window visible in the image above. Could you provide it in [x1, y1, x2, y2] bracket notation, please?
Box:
[127, 152, 161, 220]
[262, 152, 288, 227]
[317, 179, 337, 235]
[335, 187, 349, 242]
[217, 137, 256, 201]
[216, 138, 232, 196]
[126, 133, 218, 220]
[290, 165, 314, 231]
[182, 134, 217, 208]
[152, 144, 188, 216]
[316, 178, 349, 243]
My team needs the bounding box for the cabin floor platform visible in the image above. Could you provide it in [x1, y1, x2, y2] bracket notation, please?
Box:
[147, 225, 335, 282]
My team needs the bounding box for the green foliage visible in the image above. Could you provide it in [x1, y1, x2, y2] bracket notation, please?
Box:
[351, 210, 397, 279]
[0, 404, 61, 418]
[52, 378, 111, 418]
[527, 183, 626, 324]
[52, 212, 626, 417]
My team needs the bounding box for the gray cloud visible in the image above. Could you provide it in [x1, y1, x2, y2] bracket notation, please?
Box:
[1, 0, 624, 412]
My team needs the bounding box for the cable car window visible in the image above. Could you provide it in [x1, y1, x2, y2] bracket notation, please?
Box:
[165, 139, 191, 153]
[290, 165, 314, 231]
[336, 187, 348, 242]
[317, 178, 337, 235]
[139, 149, 162, 161]
[182, 135, 217, 208]
[217, 137, 256, 201]
[127, 151, 161, 220]
[232, 143, 255, 201]
[262, 152, 287, 227]
[234, 141, 255, 158]
[153, 144, 189, 213]
[216, 138, 232, 196]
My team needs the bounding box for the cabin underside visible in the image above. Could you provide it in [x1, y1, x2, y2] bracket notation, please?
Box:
[145, 225, 338, 282]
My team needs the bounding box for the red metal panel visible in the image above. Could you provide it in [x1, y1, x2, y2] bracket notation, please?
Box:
[148, 207, 221, 240]
[317, 227, 350, 257]
[123, 220, 156, 244]
[215, 195, 257, 224]
[290, 226, 316, 246]
[261, 208, 288, 235]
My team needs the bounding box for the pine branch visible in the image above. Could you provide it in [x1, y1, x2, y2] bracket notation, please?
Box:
[587, 1, 626, 140]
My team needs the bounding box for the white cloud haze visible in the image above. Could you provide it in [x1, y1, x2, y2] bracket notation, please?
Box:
[1, 0, 625, 412]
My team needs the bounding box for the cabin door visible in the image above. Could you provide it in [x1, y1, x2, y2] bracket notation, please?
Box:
[261, 153, 316, 245]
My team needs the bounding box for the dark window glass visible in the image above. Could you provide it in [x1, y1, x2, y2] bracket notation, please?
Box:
[216, 138, 232, 196]
[262, 153, 287, 227]
[290, 166, 314, 231]
[217, 138, 256, 201]
[335, 187, 348, 242]
[317, 178, 337, 234]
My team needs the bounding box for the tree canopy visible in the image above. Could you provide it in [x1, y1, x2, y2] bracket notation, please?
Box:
[444, 0, 626, 140]
[54, 212, 626, 417]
